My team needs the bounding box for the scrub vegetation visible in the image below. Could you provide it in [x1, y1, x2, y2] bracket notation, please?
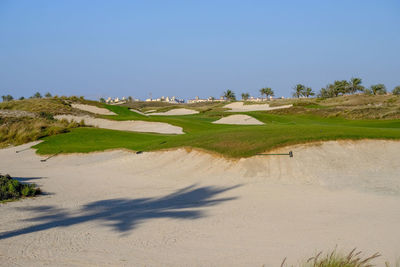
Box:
[0, 174, 41, 202]
[285, 248, 382, 267]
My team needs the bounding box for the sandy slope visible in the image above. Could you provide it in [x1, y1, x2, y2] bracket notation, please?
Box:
[0, 140, 399, 266]
[213, 114, 264, 125]
[129, 109, 148, 116]
[55, 115, 184, 134]
[149, 108, 199, 116]
[71, 104, 116, 115]
[224, 101, 293, 112]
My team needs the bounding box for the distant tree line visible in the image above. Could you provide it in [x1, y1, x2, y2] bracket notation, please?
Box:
[316, 78, 395, 98]
[0, 92, 90, 102]
[2, 83, 400, 104]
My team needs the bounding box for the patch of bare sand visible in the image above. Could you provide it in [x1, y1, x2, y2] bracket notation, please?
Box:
[224, 101, 293, 112]
[149, 108, 199, 116]
[213, 114, 264, 125]
[129, 109, 148, 116]
[0, 140, 399, 266]
[55, 114, 183, 134]
[71, 104, 116, 115]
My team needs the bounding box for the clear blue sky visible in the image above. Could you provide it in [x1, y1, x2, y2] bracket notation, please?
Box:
[1, 0, 399, 100]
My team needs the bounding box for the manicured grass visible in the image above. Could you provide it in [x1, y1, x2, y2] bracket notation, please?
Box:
[34, 103, 400, 158]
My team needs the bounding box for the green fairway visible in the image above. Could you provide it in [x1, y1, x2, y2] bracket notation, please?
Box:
[33, 104, 400, 158]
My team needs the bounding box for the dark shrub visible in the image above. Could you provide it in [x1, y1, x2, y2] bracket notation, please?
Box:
[0, 174, 41, 201]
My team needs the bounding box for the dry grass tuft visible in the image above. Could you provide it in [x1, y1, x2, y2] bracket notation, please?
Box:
[281, 248, 383, 267]
[0, 116, 83, 148]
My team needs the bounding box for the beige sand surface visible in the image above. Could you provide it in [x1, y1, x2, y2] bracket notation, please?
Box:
[55, 114, 183, 134]
[224, 101, 293, 112]
[213, 114, 264, 125]
[149, 108, 199, 116]
[129, 109, 148, 116]
[71, 104, 116, 115]
[0, 140, 399, 266]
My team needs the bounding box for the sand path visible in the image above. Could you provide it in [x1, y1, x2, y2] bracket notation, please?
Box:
[55, 115, 184, 134]
[213, 114, 264, 125]
[224, 101, 293, 112]
[0, 140, 399, 266]
[71, 104, 116, 115]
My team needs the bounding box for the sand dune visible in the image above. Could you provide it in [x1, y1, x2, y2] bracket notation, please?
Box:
[213, 114, 264, 125]
[0, 140, 399, 266]
[149, 108, 199, 116]
[224, 101, 293, 112]
[71, 104, 116, 115]
[55, 114, 184, 134]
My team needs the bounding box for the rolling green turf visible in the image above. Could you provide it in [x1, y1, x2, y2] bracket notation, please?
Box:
[33, 104, 400, 158]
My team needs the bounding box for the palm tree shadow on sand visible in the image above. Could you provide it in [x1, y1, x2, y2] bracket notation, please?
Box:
[0, 184, 240, 240]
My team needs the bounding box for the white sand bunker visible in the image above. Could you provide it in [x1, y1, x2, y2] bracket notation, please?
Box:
[71, 104, 116, 115]
[149, 108, 199, 116]
[224, 102, 292, 112]
[213, 114, 264, 125]
[55, 115, 183, 134]
[0, 140, 399, 266]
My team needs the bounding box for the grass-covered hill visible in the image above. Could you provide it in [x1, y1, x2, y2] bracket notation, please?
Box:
[0, 97, 87, 148]
[1, 95, 399, 157]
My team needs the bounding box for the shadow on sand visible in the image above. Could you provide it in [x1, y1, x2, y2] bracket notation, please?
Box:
[14, 177, 43, 182]
[0, 184, 240, 240]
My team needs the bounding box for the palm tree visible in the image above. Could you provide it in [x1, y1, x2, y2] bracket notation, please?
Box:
[348, 77, 364, 94]
[260, 87, 273, 100]
[332, 80, 349, 96]
[33, 92, 42, 99]
[370, 84, 387, 95]
[241, 93, 250, 101]
[223, 90, 236, 101]
[392, 86, 400, 95]
[45, 92, 52, 98]
[304, 87, 315, 98]
[293, 84, 305, 98]
[1, 95, 13, 102]
[264, 88, 274, 100]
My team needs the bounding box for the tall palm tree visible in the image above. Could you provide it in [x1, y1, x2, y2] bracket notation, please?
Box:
[223, 90, 236, 101]
[260, 87, 274, 100]
[293, 84, 305, 98]
[241, 93, 250, 101]
[259, 88, 267, 99]
[348, 77, 364, 94]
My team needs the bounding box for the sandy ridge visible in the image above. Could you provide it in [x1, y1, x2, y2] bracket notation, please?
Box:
[0, 140, 399, 266]
[71, 104, 116, 115]
[148, 108, 199, 116]
[213, 114, 264, 125]
[55, 114, 184, 134]
[224, 101, 293, 112]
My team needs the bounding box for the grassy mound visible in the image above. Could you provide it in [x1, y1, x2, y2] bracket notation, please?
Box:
[0, 174, 41, 202]
[1, 95, 400, 158]
[0, 116, 83, 148]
